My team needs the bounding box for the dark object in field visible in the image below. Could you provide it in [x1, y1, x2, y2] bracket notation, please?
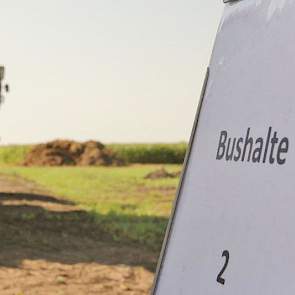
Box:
[23, 140, 125, 167]
[0, 65, 9, 105]
[144, 168, 181, 180]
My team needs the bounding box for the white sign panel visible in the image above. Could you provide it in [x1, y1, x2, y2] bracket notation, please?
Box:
[152, 0, 295, 294]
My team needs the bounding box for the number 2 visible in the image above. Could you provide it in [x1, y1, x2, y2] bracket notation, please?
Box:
[217, 250, 229, 285]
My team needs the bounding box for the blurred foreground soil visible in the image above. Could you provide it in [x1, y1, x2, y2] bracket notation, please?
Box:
[0, 174, 155, 294]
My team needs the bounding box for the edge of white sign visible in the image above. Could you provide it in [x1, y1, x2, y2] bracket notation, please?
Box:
[151, 67, 210, 294]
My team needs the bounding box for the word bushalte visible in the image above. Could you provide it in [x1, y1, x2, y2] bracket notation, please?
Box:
[216, 127, 289, 165]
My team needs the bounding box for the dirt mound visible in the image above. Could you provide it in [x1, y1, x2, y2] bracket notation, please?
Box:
[24, 140, 124, 167]
[144, 168, 181, 180]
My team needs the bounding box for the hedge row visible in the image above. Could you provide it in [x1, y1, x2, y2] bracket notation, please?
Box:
[0, 143, 187, 165]
[0, 145, 32, 165]
[109, 143, 187, 164]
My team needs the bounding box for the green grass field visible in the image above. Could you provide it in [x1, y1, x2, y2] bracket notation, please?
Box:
[0, 165, 181, 251]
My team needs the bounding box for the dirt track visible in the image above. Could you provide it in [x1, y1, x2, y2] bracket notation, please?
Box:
[0, 174, 155, 294]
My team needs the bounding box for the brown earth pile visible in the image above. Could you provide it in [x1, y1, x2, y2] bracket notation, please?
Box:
[144, 168, 181, 180]
[24, 140, 124, 167]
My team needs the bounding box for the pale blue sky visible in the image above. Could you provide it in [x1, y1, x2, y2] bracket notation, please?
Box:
[0, 0, 223, 144]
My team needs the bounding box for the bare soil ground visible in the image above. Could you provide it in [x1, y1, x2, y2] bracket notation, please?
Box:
[0, 174, 156, 294]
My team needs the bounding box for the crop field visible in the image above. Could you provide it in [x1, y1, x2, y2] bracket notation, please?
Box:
[0, 144, 184, 294]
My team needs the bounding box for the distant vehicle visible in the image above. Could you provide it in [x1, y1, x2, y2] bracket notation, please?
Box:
[0, 66, 9, 105]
